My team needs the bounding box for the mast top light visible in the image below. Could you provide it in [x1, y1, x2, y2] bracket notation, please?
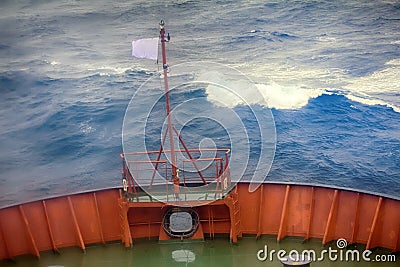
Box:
[160, 20, 165, 29]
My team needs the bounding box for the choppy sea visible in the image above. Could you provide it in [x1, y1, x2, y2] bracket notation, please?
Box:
[0, 0, 399, 207]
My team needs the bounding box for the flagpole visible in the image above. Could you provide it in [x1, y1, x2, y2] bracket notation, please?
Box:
[159, 20, 179, 195]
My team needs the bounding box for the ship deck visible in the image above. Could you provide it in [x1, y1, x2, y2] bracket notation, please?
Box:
[0, 182, 399, 262]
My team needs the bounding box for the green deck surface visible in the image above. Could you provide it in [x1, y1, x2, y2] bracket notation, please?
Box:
[2, 236, 398, 267]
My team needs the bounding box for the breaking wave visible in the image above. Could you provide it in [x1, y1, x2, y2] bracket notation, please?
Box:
[205, 59, 399, 112]
[343, 58, 400, 113]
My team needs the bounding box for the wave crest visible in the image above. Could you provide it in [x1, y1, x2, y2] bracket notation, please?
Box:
[204, 71, 325, 110]
[343, 59, 400, 112]
[256, 82, 324, 109]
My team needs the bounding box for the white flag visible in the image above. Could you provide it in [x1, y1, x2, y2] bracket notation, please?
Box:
[131, 38, 159, 60]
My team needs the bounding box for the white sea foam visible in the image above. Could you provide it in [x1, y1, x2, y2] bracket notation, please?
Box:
[316, 35, 337, 43]
[343, 59, 400, 112]
[202, 62, 331, 110]
[227, 60, 400, 113]
[79, 121, 96, 135]
[385, 58, 400, 66]
[200, 70, 264, 107]
[86, 65, 132, 75]
[203, 73, 324, 110]
[43, 59, 60, 66]
[256, 83, 324, 109]
[347, 94, 400, 113]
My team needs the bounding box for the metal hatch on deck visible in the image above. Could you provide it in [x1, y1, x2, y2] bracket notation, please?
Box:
[162, 207, 200, 238]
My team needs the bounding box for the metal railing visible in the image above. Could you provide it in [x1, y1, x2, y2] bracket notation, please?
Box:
[120, 148, 231, 202]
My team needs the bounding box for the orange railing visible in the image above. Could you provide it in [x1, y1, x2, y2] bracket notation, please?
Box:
[120, 148, 231, 202]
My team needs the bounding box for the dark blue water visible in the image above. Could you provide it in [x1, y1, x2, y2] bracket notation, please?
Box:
[0, 0, 399, 207]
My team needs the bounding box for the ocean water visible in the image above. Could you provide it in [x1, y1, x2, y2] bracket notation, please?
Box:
[0, 0, 399, 207]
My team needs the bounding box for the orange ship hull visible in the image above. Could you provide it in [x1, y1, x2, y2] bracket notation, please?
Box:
[0, 182, 399, 260]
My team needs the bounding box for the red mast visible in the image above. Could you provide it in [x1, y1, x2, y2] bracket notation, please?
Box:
[159, 20, 179, 194]
[122, 20, 231, 203]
